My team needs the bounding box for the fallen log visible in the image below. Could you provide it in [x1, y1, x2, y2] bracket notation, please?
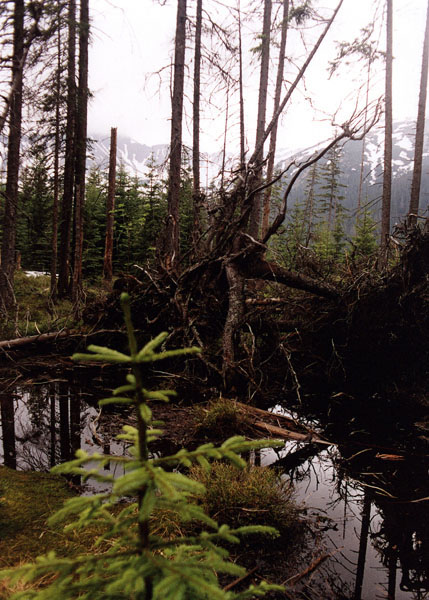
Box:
[238, 255, 340, 299]
[0, 329, 123, 355]
[0, 330, 70, 349]
[234, 401, 303, 431]
[234, 401, 330, 445]
[253, 420, 330, 445]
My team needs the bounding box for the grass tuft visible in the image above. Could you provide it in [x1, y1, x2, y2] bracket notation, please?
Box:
[190, 462, 300, 536]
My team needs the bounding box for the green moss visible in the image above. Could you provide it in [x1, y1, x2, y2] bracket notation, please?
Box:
[0, 467, 75, 566]
[193, 397, 249, 439]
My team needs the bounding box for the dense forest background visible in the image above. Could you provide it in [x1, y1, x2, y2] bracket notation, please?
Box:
[0, 0, 428, 373]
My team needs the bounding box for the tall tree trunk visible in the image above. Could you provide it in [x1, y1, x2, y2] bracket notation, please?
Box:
[408, 0, 429, 228]
[248, 0, 272, 239]
[380, 0, 393, 260]
[262, 0, 289, 238]
[58, 0, 77, 297]
[192, 0, 202, 252]
[238, 1, 245, 172]
[103, 127, 117, 284]
[161, 0, 187, 272]
[72, 0, 90, 306]
[220, 85, 230, 191]
[357, 60, 372, 216]
[249, 0, 344, 169]
[50, 0, 63, 300]
[0, 0, 24, 313]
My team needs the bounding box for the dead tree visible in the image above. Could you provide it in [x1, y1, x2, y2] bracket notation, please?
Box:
[72, 0, 90, 305]
[248, 0, 272, 239]
[262, 0, 289, 238]
[380, 0, 393, 262]
[103, 127, 118, 284]
[192, 0, 203, 253]
[160, 0, 187, 272]
[0, 0, 25, 313]
[58, 0, 77, 297]
[408, 0, 429, 228]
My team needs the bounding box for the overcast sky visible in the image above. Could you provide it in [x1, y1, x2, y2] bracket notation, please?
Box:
[87, 0, 428, 155]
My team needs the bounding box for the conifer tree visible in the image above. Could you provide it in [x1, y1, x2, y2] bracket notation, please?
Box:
[313, 145, 347, 265]
[317, 145, 346, 232]
[302, 161, 319, 246]
[17, 149, 53, 272]
[0, 293, 285, 600]
[82, 166, 106, 279]
[352, 205, 377, 258]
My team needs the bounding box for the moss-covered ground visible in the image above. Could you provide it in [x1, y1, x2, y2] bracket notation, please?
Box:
[0, 467, 107, 597]
[0, 467, 76, 567]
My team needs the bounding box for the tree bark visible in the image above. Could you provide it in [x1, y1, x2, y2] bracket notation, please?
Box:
[162, 0, 187, 272]
[408, 0, 429, 228]
[380, 0, 393, 260]
[58, 0, 77, 297]
[223, 261, 245, 375]
[248, 0, 272, 239]
[238, 253, 339, 299]
[103, 127, 117, 284]
[72, 0, 90, 305]
[0, 0, 24, 313]
[262, 0, 289, 238]
[192, 0, 203, 252]
[238, 2, 245, 172]
[50, 0, 63, 299]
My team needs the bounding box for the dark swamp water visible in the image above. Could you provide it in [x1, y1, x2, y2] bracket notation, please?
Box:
[0, 376, 428, 600]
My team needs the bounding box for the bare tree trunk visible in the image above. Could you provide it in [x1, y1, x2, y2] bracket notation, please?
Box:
[58, 0, 76, 297]
[238, 1, 245, 172]
[0, 0, 24, 313]
[357, 60, 372, 215]
[72, 0, 89, 306]
[223, 261, 245, 376]
[162, 0, 187, 272]
[249, 0, 344, 170]
[262, 0, 289, 238]
[380, 0, 393, 260]
[408, 0, 429, 228]
[103, 127, 117, 284]
[248, 0, 272, 239]
[220, 85, 230, 191]
[50, 0, 63, 300]
[192, 0, 202, 252]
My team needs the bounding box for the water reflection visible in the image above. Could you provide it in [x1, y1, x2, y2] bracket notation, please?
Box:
[263, 442, 429, 600]
[0, 382, 128, 490]
[1, 384, 428, 598]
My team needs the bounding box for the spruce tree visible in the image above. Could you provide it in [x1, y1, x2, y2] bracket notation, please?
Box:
[0, 293, 285, 600]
